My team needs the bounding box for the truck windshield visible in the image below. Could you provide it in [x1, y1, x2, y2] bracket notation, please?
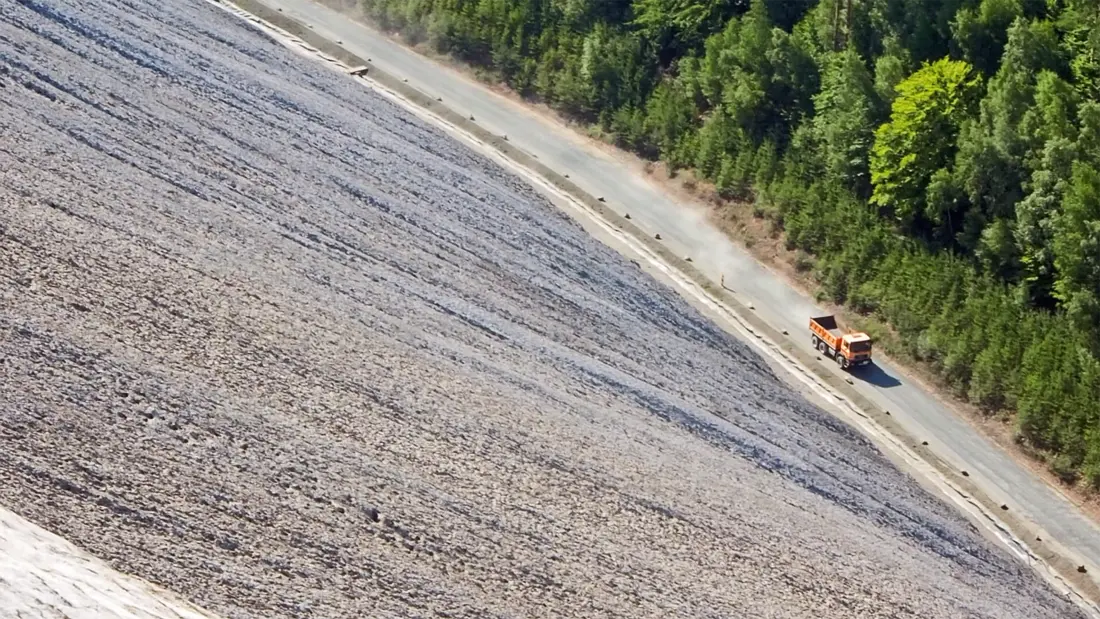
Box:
[849, 341, 872, 353]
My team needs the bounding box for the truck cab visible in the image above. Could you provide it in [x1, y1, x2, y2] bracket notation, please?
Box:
[810, 315, 873, 370]
[841, 333, 873, 366]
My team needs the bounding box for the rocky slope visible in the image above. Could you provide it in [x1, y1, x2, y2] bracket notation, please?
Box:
[0, 0, 1085, 617]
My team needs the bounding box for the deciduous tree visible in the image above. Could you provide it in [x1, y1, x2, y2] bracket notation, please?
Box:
[869, 57, 980, 233]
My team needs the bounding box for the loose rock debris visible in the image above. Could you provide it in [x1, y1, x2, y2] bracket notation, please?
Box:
[0, 1, 1087, 619]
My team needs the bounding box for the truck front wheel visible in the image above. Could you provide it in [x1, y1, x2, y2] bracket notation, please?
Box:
[837, 355, 849, 370]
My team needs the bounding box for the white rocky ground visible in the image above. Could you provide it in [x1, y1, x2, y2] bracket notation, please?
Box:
[0, 0, 1086, 617]
[0, 506, 220, 618]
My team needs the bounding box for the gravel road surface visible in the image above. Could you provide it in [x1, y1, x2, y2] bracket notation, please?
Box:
[0, 0, 1087, 617]
[256, 0, 1100, 572]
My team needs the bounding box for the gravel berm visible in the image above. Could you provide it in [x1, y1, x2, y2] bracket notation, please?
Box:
[0, 0, 1086, 617]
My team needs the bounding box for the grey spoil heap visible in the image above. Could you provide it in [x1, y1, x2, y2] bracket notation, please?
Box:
[0, 0, 1086, 617]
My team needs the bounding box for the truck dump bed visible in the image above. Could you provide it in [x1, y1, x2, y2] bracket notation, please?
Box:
[811, 315, 842, 337]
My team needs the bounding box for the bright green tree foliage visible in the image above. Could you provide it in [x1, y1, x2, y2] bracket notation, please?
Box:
[1059, 0, 1100, 101]
[869, 58, 979, 230]
[1053, 162, 1100, 328]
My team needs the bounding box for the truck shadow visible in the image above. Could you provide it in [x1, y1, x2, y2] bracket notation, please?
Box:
[853, 363, 902, 388]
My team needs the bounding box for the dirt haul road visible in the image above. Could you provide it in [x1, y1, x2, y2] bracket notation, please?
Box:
[0, 0, 1089, 618]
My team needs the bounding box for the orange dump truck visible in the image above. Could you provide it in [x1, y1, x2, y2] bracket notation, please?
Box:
[810, 315, 872, 370]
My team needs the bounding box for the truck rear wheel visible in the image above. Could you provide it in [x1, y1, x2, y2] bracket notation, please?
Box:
[811, 335, 820, 348]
